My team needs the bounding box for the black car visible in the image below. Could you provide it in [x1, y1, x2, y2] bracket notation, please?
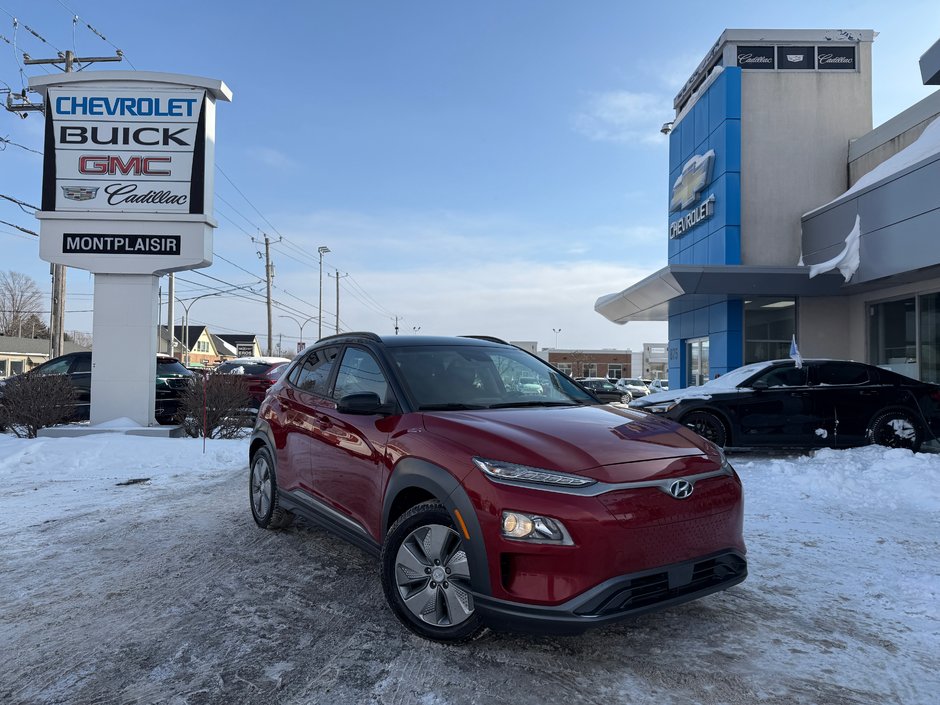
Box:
[629, 359, 940, 451]
[13, 352, 192, 424]
[577, 377, 630, 404]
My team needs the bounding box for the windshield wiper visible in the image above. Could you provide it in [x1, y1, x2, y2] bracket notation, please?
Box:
[488, 400, 584, 409]
[417, 403, 488, 411]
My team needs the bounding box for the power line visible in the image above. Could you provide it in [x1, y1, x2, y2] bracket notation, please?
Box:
[0, 135, 42, 154]
[0, 192, 38, 212]
[216, 164, 284, 238]
[0, 216, 36, 235]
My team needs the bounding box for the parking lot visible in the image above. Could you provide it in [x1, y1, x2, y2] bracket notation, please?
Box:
[1, 435, 937, 705]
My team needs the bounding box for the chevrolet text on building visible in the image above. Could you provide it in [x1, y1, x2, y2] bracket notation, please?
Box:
[668, 150, 716, 239]
[30, 72, 231, 430]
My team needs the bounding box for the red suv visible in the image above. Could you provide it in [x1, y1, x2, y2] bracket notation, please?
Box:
[249, 334, 746, 642]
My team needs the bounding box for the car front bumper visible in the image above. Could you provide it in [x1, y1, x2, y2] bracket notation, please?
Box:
[471, 549, 746, 635]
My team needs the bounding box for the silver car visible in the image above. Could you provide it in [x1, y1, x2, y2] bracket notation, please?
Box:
[615, 377, 650, 398]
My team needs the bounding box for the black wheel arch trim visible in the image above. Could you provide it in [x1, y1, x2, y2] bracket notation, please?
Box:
[383, 457, 492, 596]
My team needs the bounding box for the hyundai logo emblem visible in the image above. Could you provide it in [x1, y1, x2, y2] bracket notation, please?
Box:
[669, 479, 694, 499]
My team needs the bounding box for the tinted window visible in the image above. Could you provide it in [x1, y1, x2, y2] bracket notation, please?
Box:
[291, 347, 339, 395]
[753, 366, 807, 387]
[70, 355, 92, 374]
[157, 359, 190, 376]
[334, 348, 390, 403]
[815, 362, 870, 386]
[218, 362, 274, 376]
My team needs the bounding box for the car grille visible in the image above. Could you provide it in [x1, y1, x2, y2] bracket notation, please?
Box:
[575, 553, 746, 617]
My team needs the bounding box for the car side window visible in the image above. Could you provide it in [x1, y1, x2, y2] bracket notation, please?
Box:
[814, 362, 870, 386]
[291, 346, 339, 396]
[333, 348, 390, 403]
[70, 355, 92, 374]
[753, 366, 807, 387]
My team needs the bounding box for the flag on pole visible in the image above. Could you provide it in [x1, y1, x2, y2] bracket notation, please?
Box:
[790, 335, 803, 369]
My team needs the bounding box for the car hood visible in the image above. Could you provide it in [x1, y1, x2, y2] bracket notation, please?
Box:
[420, 404, 718, 482]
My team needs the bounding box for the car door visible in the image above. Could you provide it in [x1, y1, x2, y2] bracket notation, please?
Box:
[315, 346, 397, 542]
[67, 353, 92, 419]
[275, 346, 340, 494]
[730, 364, 816, 446]
[808, 361, 882, 447]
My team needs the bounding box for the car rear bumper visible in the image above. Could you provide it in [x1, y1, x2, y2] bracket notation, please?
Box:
[472, 550, 746, 635]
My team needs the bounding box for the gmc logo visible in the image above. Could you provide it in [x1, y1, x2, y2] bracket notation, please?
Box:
[78, 155, 171, 176]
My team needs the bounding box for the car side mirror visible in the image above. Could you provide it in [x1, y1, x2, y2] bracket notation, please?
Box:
[337, 392, 391, 415]
[751, 380, 769, 390]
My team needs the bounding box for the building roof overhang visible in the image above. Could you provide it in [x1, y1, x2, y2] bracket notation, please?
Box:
[594, 265, 846, 324]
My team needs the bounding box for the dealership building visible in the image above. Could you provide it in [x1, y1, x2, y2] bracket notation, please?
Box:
[596, 30, 940, 390]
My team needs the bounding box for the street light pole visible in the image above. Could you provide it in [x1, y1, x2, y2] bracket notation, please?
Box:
[317, 245, 330, 341]
[279, 314, 317, 354]
[552, 328, 561, 348]
[175, 291, 231, 366]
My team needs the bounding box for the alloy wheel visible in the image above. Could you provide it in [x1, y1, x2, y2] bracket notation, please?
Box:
[394, 524, 474, 627]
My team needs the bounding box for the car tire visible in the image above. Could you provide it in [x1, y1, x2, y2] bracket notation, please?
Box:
[681, 410, 728, 447]
[867, 409, 923, 452]
[381, 501, 484, 643]
[249, 446, 294, 529]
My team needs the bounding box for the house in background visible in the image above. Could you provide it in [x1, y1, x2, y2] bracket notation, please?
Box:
[215, 334, 263, 358]
[0, 336, 90, 378]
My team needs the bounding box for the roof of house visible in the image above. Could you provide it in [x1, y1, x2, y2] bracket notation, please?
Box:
[0, 336, 90, 356]
[216, 333, 259, 345]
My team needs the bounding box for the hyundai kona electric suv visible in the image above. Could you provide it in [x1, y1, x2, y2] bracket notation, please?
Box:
[249, 334, 746, 642]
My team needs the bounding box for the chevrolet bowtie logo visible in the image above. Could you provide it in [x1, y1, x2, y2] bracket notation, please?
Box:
[669, 150, 715, 212]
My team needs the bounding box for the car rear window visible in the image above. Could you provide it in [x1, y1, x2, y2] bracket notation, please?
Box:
[157, 359, 191, 376]
[218, 362, 272, 375]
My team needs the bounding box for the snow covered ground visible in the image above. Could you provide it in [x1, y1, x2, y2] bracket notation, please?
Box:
[0, 433, 938, 704]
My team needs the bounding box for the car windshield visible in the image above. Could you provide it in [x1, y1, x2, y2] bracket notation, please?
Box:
[624, 379, 645, 386]
[583, 380, 617, 392]
[701, 361, 776, 389]
[386, 344, 595, 409]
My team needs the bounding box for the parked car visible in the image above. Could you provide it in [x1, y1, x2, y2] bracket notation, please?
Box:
[629, 359, 940, 451]
[649, 379, 669, 393]
[249, 333, 746, 642]
[578, 377, 630, 403]
[615, 377, 651, 399]
[215, 357, 290, 409]
[3, 352, 192, 424]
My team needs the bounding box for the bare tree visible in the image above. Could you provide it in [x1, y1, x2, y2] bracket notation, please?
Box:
[0, 271, 43, 338]
[66, 330, 93, 348]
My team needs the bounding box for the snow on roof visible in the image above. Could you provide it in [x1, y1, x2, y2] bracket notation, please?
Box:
[806, 115, 940, 217]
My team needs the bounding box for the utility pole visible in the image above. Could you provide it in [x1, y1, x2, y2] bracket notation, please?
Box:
[329, 270, 348, 335]
[317, 245, 330, 340]
[252, 232, 281, 356]
[13, 49, 124, 359]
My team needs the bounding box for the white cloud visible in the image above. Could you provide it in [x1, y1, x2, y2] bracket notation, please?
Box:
[573, 91, 672, 146]
[247, 147, 299, 170]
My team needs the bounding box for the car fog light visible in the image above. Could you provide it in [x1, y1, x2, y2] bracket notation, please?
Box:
[501, 511, 572, 544]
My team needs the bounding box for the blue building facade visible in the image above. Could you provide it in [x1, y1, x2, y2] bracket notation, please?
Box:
[666, 68, 743, 389]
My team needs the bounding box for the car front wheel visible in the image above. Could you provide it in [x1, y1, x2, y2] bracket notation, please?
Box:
[681, 410, 728, 447]
[380, 501, 484, 643]
[249, 446, 293, 529]
[867, 410, 922, 452]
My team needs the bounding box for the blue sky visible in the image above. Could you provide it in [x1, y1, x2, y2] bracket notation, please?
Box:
[1, 1, 938, 352]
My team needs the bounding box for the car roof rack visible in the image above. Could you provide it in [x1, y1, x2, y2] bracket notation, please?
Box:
[460, 335, 509, 345]
[316, 331, 382, 344]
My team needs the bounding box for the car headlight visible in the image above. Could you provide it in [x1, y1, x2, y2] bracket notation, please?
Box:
[501, 511, 573, 544]
[473, 457, 596, 489]
[639, 401, 678, 414]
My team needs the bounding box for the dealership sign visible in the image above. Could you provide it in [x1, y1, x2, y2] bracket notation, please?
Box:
[668, 150, 716, 239]
[31, 72, 231, 275]
[46, 88, 204, 215]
